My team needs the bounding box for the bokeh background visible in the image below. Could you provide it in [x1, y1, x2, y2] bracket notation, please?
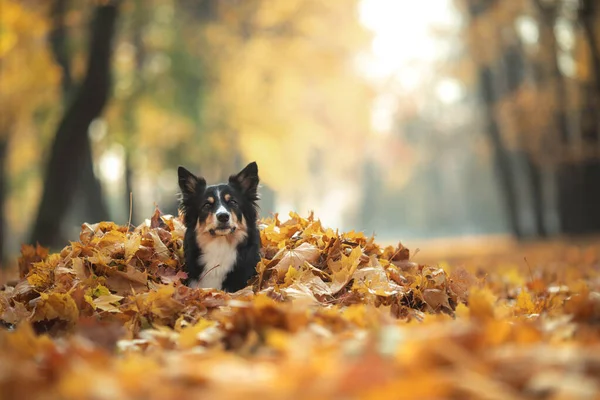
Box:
[1, 0, 600, 265]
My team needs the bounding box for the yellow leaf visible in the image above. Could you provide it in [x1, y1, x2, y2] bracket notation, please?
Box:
[274, 242, 320, 278]
[93, 294, 124, 313]
[32, 292, 79, 325]
[516, 289, 535, 314]
[328, 246, 362, 294]
[179, 319, 217, 349]
[125, 232, 142, 261]
[467, 287, 497, 320]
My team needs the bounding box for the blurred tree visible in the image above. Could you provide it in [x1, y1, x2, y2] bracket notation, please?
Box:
[568, 0, 600, 233]
[461, 0, 600, 237]
[30, 1, 120, 249]
[48, 0, 110, 231]
[0, 1, 60, 264]
[463, 0, 537, 239]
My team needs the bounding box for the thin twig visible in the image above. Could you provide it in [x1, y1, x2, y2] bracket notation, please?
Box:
[199, 264, 222, 282]
[127, 192, 133, 231]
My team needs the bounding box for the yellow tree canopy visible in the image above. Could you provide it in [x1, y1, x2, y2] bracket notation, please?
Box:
[199, 0, 373, 196]
[0, 0, 60, 135]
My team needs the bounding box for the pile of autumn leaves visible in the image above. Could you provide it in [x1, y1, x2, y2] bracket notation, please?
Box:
[1, 209, 600, 399]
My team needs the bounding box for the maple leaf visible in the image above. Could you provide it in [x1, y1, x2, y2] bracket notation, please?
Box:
[18, 243, 49, 279]
[105, 265, 148, 295]
[93, 293, 124, 313]
[157, 267, 188, 285]
[273, 242, 320, 278]
[448, 266, 478, 303]
[124, 233, 142, 262]
[148, 230, 171, 262]
[71, 257, 89, 281]
[142, 285, 184, 321]
[31, 292, 79, 326]
[352, 263, 404, 297]
[422, 288, 451, 312]
[0, 295, 32, 325]
[328, 246, 362, 294]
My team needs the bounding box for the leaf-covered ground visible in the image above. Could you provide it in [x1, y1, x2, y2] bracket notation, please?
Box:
[1, 209, 599, 399]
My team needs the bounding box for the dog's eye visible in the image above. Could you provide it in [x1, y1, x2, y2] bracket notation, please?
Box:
[202, 203, 212, 210]
[229, 199, 238, 205]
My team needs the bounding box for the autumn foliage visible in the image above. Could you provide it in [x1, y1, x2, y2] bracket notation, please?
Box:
[1, 209, 599, 399]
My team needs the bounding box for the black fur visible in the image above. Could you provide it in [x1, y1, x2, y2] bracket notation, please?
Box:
[177, 162, 260, 292]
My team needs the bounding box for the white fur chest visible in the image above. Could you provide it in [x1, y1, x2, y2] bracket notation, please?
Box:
[192, 238, 238, 290]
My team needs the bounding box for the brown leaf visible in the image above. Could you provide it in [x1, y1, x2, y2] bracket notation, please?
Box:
[422, 288, 451, 312]
[449, 266, 478, 303]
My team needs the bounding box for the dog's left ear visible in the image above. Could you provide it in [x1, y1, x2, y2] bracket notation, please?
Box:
[178, 166, 206, 199]
[229, 161, 259, 200]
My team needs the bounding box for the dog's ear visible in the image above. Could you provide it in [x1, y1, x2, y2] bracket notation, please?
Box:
[229, 161, 259, 201]
[178, 166, 206, 199]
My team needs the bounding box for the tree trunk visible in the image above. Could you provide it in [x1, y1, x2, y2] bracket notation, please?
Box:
[49, 0, 110, 231]
[478, 66, 524, 238]
[501, 39, 548, 238]
[0, 138, 8, 267]
[49, 0, 74, 102]
[573, 2, 600, 233]
[547, 1, 600, 235]
[524, 154, 547, 237]
[465, 0, 524, 238]
[580, 0, 600, 143]
[533, 0, 599, 234]
[30, 3, 120, 249]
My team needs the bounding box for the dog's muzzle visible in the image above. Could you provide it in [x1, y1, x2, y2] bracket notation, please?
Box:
[210, 211, 236, 236]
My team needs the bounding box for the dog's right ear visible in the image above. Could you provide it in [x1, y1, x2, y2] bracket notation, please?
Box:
[178, 166, 206, 199]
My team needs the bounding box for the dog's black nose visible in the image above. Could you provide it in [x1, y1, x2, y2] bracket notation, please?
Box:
[216, 212, 230, 223]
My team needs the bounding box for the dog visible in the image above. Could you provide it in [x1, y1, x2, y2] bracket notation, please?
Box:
[177, 162, 261, 292]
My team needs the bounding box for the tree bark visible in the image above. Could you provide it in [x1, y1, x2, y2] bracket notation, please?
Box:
[30, 3, 120, 248]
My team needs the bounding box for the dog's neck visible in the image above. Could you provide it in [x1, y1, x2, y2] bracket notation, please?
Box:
[190, 228, 248, 290]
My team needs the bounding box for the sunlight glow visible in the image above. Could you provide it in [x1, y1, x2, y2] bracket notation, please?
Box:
[359, 0, 458, 80]
[99, 145, 125, 184]
[358, 0, 461, 133]
[437, 78, 464, 104]
[515, 16, 539, 45]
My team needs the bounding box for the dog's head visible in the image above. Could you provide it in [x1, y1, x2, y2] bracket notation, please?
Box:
[177, 162, 260, 243]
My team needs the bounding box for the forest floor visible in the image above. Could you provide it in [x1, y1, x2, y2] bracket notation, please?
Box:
[1, 211, 599, 399]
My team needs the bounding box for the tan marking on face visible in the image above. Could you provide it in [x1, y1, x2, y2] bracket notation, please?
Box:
[195, 214, 217, 242]
[196, 217, 248, 247]
[224, 194, 231, 202]
[196, 212, 248, 248]
[230, 213, 248, 236]
[207, 197, 215, 204]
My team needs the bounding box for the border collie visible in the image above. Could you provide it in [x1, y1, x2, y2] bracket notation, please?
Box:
[177, 162, 261, 292]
